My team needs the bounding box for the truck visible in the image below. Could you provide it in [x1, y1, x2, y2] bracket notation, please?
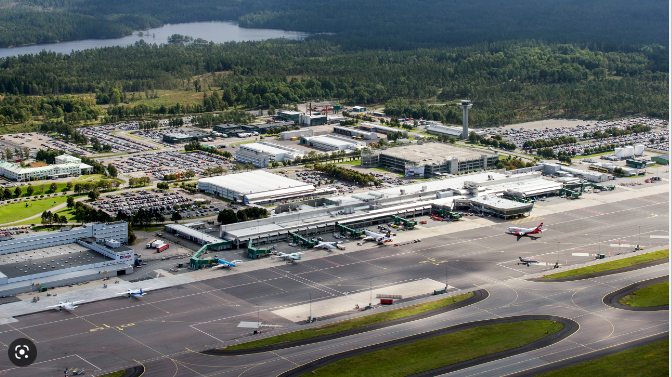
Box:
[156, 243, 169, 253]
[145, 239, 157, 249]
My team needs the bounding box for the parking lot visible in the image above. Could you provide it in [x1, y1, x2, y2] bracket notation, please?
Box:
[502, 117, 668, 154]
[102, 150, 232, 178]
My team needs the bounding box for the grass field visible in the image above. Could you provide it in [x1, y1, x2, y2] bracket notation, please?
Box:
[571, 151, 616, 159]
[226, 292, 474, 351]
[618, 281, 669, 307]
[535, 340, 669, 377]
[230, 140, 258, 146]
[0, 196, 69, 224]
[542, 249, 669, 279]
[5, 175, 123, 198]
[98, 371, 125, 377]
[125, 89, 205, 107]
[338, 159, 362, 165]
[301, 320, 563, 377]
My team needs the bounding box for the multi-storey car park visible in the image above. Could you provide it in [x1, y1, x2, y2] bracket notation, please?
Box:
[362, 143, 499, 176]
[0, 222, 132, 295]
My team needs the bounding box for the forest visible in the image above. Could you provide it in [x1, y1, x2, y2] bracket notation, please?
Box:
[0, 0, 666, 49]
[0, 39, 667, 127]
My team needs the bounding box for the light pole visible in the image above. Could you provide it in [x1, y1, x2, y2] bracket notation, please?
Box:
[638, 225, 641, 248]
[309, 292, 312, 322]
[369, 279, 373, 307]
[445, 264, 448, 290]
[557, 242, 560, 266]
[257, 303, 260, 330]
[598, 233, 600, 255]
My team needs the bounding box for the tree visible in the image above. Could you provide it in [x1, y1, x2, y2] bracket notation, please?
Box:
[171, 211, 182, 223]
[88, 189, 100, 200]
[3, 188, 11, 200]
[49, 182, 58, 193]
[115, 210, 130, 222]
[14, 186, 21, 197]
[74, 183, 82, 194]
[67, 196, 75, 208]
[26, 185, 34, 196]
[448, 137, 457, 144]
[217, 209, 238, 225]
[65, 181, 73, 192]
[107, 164, 118, 178]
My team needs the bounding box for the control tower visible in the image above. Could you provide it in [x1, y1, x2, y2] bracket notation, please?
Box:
[459, 100, 473, 139]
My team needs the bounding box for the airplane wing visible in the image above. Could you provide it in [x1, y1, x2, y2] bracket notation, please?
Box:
[516, 234, 522, 241]
[115, 291, 131, 295]
[46, 304, 63, 309]
[72, 300, 85, 304]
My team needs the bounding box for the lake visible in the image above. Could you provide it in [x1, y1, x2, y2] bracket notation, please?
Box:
[0, 21, 311, 59]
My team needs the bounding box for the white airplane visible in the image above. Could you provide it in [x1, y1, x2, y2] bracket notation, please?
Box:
[273, 252, 303, 261]
[46, 300, 84, 311]
[507, 223, 545, 241]
[518, 256, 540, 267]
[315, 241, 345, 251]
[115, 288, 154, 298]
[212, 259, 243, 269]
[362, 230, 394, 244]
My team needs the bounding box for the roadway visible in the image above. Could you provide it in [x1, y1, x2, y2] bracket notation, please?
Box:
[0, 189, 667, 376]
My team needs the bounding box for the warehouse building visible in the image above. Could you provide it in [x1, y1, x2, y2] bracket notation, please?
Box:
[373, 143, 498, 176]
[358, 123, 408, 135]
[162, 129, 212, 144]
[332, 126, 378, 140]
[468, 196, 533, 219]
[299, 113, 328, 127]
[300, 135, 367, 151]
[198, 171, 318, 204]
[0, 155, 92, 181]
[280, 129, 313, 140]
[425, 124, 487, 139]
[277, 110, 302, 122]
[235, 142, 304, 167]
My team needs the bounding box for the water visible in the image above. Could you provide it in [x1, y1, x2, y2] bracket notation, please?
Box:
[0, 21, 311, 59]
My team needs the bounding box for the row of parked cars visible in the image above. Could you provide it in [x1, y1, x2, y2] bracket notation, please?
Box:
[108, 151, 231, 177]
[92, 191, 192, 217]
[81, 125, 155, 153]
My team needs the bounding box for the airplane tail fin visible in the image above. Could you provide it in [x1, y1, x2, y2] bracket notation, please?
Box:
[536, 223, 543, 231]
[140, 288, 142, 295]
[519, 257, 524, 261]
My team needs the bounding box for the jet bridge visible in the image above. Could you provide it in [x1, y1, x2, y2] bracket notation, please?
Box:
[336, 223, 365, 238]
[189, 240, 234, 269]
[289, 231, 317, 248]
[392, 215, 416, 229]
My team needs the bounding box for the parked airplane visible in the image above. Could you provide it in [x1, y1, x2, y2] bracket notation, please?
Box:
[315, 241, 345, 250]
[212, 259, 243, 269]
[115, 288, 154, 298]
[46, 300, 84, 311]
[518, 256, 540, 267]
[362, 230, 394, 244]
[507, 223, 544, 241]
[273, 252, 303, 262]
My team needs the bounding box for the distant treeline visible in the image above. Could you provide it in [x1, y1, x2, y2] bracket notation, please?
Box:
[2, 0, 667, 49]
[0, 39, 667, 126]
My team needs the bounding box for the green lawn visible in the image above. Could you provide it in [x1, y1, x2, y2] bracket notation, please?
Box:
[367, 166, 405, 176]
[4, 175, 123, 198]
[230, 140, 257, 146]
[301, 320, 563, 377]
[542, 249, 668, 279]
[0, 196, 69, 224]
[339, 159, 362, 165]
[571, 151, 616, 159]
[226, 292, 474, 351]
[535, 340, 669, 377]
[619, 281, 669, 307]
[98, 371, 125, 377]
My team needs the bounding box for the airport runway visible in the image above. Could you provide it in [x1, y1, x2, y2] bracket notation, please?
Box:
[0, 191, 667, 376]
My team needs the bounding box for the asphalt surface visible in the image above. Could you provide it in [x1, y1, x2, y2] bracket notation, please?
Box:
[0, 189, 667, 376]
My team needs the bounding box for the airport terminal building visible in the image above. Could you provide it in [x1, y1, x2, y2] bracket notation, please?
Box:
[235, 142, 304, 167]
